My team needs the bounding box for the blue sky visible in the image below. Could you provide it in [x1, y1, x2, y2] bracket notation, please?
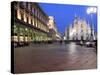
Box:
[39, 3, 97, 36]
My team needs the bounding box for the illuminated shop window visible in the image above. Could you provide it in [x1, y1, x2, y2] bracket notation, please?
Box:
[19, 35, 24, 42]
[13, 36, 18, 42]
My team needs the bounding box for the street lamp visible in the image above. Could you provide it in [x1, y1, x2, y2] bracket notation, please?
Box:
[86, 7, 97, 41]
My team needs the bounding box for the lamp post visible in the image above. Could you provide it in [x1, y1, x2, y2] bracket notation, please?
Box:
[87, 7, 97, 41]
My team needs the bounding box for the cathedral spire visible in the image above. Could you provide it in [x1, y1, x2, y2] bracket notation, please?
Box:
[74, 13, 80, 22]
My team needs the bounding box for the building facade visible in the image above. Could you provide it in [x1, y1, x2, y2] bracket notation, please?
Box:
[11, 1, 51, 46]
[65, 16, 95, 41]
[48, 16, 61, 41]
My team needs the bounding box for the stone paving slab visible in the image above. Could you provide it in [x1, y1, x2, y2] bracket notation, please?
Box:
[14, 43, 97, 73]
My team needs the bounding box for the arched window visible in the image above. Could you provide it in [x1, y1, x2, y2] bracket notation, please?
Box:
[31, 17, 33, 25]
[20, 11, 24, 21]
[26, 15, 29, 23]
[26, 2, 28, 9]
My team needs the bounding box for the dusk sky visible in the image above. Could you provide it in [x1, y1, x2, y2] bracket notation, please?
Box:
[39, 3, 97, 36]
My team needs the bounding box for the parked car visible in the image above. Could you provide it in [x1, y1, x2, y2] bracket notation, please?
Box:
[85, 41, 95, 47]
[80, 41, 84, 46]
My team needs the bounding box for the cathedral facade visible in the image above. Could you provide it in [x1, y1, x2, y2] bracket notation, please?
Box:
[65, 16, 95, 41]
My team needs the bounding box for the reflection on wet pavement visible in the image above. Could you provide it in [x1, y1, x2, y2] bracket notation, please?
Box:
[14, 43, 97, 73]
